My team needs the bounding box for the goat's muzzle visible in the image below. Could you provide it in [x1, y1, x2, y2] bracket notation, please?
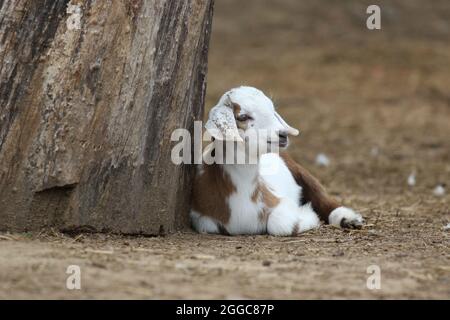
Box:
[278, 131, 289, 148]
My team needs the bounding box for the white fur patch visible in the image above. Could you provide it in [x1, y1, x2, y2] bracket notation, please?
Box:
[297, 203, 321, 231]
[224, 165, 266, 235]
[267, 201, 320, 236]
[190, 210, 219, 234]
[329, 207, 363, 227]
[260, 153, 302, 203]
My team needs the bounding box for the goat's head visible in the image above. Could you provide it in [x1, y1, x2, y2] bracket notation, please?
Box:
[206, 86, 299, 160]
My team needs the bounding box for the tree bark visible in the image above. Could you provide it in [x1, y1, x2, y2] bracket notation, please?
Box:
[0, 0, 214, 235]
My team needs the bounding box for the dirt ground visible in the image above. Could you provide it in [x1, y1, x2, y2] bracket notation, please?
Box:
[1, 0, 449, 299]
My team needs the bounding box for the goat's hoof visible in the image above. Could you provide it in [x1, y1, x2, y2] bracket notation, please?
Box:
[329, 207, 364, 229]
[340, 217, 364, 229]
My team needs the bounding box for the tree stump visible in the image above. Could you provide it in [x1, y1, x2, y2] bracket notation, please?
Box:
[0, 0, 214, 235]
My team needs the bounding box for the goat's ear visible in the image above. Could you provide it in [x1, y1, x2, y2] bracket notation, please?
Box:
[205, 103, 243, 142]
[274, 111, 299, 136]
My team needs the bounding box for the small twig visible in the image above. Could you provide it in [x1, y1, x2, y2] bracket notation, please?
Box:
[0, 234, 16, 241]
[280, 239, 308, 244]
[131, 247, 154, 252]
[85, 248, 114, 255]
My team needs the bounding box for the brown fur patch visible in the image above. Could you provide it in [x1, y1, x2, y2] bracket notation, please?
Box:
[251, 180, 280, 223]
[251, 181, 280, 208]
[280, 152, 339, 223]
[251, 183, 260, 203]
[192, 164, 236, 225]
[261, 183, 280, 208]
[232, 102, 248, 130]
[232, 102, 241, 117]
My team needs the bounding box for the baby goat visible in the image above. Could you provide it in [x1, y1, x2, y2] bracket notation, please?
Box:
[191, 86, 364, 236]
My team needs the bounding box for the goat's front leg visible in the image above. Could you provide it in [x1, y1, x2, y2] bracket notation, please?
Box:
[267, 199, 320, 236]
[190, 210, 221, 234]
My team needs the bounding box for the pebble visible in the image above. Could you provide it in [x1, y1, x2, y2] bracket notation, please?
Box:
[262, 260, 271, 267]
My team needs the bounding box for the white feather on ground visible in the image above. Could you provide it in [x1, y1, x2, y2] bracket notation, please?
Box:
[407, 173, 416, 187]
[433, 185, 445, 197]
[315, 153, 330, 167]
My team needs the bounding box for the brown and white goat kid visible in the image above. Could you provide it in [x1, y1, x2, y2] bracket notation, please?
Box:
[191, 86, 364, 236]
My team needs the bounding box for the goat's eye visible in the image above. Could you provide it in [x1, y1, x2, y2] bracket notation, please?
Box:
[236, 114, 252, 122]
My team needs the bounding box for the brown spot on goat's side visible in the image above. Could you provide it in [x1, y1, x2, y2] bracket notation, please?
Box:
[252, 180, 280, 223]
[252, 180, 280, 207]
[280, 152, 339, 223]
[192, 164, 236, 225]
[261, 184, 280, 208]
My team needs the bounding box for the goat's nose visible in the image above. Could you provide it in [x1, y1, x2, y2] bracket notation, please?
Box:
[278, 131, 288, 140]
[278, 131, 288, 144]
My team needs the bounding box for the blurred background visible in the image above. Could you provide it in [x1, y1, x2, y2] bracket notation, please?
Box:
[206, 0, 450, 208]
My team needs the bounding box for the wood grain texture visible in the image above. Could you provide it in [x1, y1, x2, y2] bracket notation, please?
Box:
[0, 0, 214, 234]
